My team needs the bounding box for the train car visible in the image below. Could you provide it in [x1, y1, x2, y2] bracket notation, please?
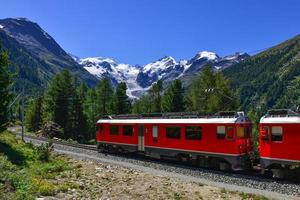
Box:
[259, 109, 300, 178]
[96, 111, 253, 171]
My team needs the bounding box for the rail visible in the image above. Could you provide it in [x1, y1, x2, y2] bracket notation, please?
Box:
[16, 133, 97, 151]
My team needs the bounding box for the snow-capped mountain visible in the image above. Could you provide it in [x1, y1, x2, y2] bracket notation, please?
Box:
[79, 57, 144, 98]
[76, 51, 249, 98]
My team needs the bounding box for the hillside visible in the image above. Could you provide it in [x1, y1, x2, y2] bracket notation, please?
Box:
[0, 18, 97, 93]
[224, 34, 300, 111]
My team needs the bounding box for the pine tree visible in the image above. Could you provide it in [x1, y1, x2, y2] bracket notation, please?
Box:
[25, 96, 43, 132]
[0, 46, 12, 132]
[83, 88, 98, 139]
[186, 65, 238, 113]
[247, 107, 261, 149]
[43, 70, 85, 139]
[149, 79, 163, 113]
[96, 78, 113, 116]
[132, 95, 152, 114]
[77, 82, 88, 102]
[111, 82, 131, 114]
[162, 79, 184, 112]
[69, 92, 88, 141]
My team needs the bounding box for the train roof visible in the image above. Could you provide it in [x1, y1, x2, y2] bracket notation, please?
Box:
[97, 111, 250, 124]
[260, 109, 300, 124]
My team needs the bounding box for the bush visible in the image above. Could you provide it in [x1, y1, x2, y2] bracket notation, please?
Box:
[0, 132, 72, 199]
[38, 183, 55, 196]
[36, 142, 53, 162]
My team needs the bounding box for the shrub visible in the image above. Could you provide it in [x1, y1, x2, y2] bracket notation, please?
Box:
[38, 182, 55, 196]
[36, 142, 53, 162]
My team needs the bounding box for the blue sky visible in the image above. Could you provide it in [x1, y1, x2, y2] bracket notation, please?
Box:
[1, 0, 300, 65]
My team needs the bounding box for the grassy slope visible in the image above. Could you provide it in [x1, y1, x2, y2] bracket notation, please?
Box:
[0, 131, 77, 200]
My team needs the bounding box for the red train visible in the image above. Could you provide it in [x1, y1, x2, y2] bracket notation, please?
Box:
[259, 109, 300, 178]
[96, 109, 300, 177]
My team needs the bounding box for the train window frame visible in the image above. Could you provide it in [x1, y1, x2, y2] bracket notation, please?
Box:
[123, 125, 133, 136]
[166, 126, 181, 139]
[110, 125, 119, 135]
[217, 126, 226, 139]
[185, 126, 202, 140]
[271, 126, 283, 142]
[152, 125, 158, 139]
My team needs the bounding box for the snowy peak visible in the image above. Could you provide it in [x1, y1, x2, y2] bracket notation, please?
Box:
[143, 56, 177, 73]
[194, 51, 219, 61]
[79, 57, 117, 66]
[78, 56, 142, 99]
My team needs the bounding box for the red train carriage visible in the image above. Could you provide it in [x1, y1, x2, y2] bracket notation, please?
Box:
[259, 109, 300, 177]
[96, 111, 253, 171]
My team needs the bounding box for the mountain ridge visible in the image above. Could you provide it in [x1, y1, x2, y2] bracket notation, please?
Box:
[77, 51, 249, 98]
[0, 17, 97, 92]
[0, 17, 249, 99]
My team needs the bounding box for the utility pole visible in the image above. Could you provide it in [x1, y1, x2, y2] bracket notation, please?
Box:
[21, 85, 25, 141]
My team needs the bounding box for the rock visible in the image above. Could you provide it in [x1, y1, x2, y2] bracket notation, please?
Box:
[41, 121, 63, 138]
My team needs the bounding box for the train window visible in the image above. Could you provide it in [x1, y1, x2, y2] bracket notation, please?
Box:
[123, 125, 133, 136]
[185, 126, 202, 140]
[217, 126, 226, 139]
[261, 126, 270, 140]
[110, 125, 119, 135]
[271, 126, 283, 141]
[237, 126, 245, 138]
[152, 125, 158, 138]
[226, 127, 234, 139]
[166, 127, 181, 139]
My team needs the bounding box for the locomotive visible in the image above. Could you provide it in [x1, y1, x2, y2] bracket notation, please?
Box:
[96, 109, 300, 178]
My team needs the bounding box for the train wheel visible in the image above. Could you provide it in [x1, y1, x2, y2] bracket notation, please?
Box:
[219, 162, 231, 171]
[271, 168, 294, 179]
[177, 154, 191, 163]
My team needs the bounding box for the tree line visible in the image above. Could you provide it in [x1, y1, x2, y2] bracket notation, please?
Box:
[0, 45, 12, 133]
[23, 65, 238, 141]
[132, 66, 238, 114]
[25, 70, 130, 141]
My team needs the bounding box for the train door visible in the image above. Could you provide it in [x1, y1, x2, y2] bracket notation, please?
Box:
[138, 125, 145, 151]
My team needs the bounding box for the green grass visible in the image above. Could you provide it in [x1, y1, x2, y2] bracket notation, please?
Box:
[0, 131, 75, 199]
[239, 192, 269, 200]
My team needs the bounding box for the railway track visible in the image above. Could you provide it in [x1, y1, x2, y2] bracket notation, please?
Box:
[9, 129, 300, 200]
